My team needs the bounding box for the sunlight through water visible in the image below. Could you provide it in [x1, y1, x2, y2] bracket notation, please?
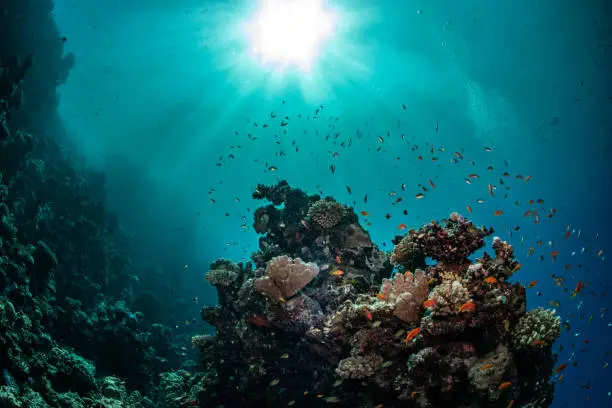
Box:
[243, 0, 338, 72]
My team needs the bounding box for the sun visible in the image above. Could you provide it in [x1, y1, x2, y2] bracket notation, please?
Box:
[243, 0, 338, 72]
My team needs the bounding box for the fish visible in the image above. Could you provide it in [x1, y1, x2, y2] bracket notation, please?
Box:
[269, 378, 280, 386]
[346, 185, 352, 194]
[415, 193, 424, 199]
[268, 166, 277, 171]
[397, 223, 407, 230]
[362, 306, 373, 321]
[466, 205, 473, 213]
[488, 184, 495, 197]
[528, 280, 538, 288]
[554, 363, 568, 373]
[497, 381, 512, 391]
[428, 179, 436, 188]
[404, 327, 420, 343]
[458, 301, 476, 313]
[361, 211, 370, 216]
[484, 277, 497, 284]
[330, 269, 344, 277]
[376, 293, 386, 301]
[423, 299, 436, 308]
[493, 210, 503, 216]
[280, 353, 289, 359]
[571, 281, 586, 298]
[380, 361, 393, 368]
[323, 396, 341, 403]
[551, 250, 559, 261]
[480, 364, 493, 371]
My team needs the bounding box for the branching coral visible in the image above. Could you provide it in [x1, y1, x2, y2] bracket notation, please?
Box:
[205, 260, 243, 290]
[335, 353, 383, 379]
[428, 279, 470, 315]
[254, 255, 319, 300]
[379, 269, 429, 322]
[306, 198, 346, 230]
[512, 307, 561, 349]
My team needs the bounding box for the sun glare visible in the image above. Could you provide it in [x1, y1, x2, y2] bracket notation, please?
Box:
[244, 0, 337, 72]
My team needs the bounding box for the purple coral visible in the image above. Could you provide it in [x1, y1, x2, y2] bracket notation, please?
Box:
[391, 212, 493, 267]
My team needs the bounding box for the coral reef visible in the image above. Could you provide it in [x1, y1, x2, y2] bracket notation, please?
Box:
[189, 181, 562, 408]
[1, 2, 180, 405]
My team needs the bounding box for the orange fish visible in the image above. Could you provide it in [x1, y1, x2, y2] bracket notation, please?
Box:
[524, 210, 532, 217]
[360, 211, 370, 217]
[511, 263, 522, 273]
[423, 299, 436, 308]
[528, 280, 538, 288]
[488, 183, 495, 197]
[480, 363, 493, 371]
[484, 277, 497, 284]
[362, 306, 373, 321]
[404, 327, 420, 343]
[533, 339, 547, 346]
[330, 269, 344, 277]
[554, 363, 568, 373]
[571, 282, 585, 298]
[551, 250, 559, 261]
[458, 301, 476, 313]
[498, 381, 512, 391]
[493, 210, 503, 216]
[397, 223, 407, 230]
[410, 391, 418, 399]
[468, 174, 479, 179]
[466, 205, 473, 213]
[507, 400, 515, 408]
[376, 293, 386, 301]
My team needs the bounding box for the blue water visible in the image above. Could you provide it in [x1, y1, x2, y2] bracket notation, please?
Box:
[53, 0, 612, 406]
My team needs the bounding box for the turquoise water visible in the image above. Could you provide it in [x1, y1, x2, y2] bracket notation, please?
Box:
[53, 0, 612, 405]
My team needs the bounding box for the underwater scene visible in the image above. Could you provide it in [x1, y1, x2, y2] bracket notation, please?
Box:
[1, 0, 612, 407]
